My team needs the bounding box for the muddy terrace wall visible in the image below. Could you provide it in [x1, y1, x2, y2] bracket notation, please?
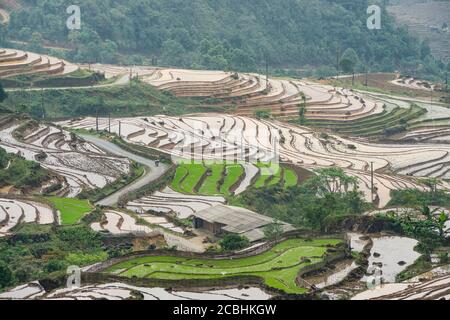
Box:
[324, 214, 403, 235]
[295, 251, 350, 289]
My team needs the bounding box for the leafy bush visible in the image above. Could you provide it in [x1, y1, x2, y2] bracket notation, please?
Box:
[65, 251, 108, 266]
[220, 234, 250, 251]
[232, 168, 371, 231]
[0, 147, 50, 189]
[389, 189, 450, 208]
[0, 261, 13, 288]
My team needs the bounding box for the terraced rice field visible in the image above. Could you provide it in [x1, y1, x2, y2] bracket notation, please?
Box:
[60, 115, 450, 208]
[91, 210, 157, 236]
[0, 282, 272, 300]
[78, 64, 156, 80]
[395, 103, 450, 143]
[106, 238, 342, 294]
[390, 77, 436, 92]
[353, 272, 450, 300]
[127, 187, 225, 219]
[0, 198, 55, 237]
[171, 162, 298, 196]
[362, 236, 421, 283]
[47, 197, 92, 225]
[146, 70, 385, 121]
[307, 105, 426, 137]
[84, 65, 383, 121]
[0, 48, 78, 79]
[0, 117, 131, 197]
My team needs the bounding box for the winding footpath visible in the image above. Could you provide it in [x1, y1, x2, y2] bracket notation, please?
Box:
[5, 74, 131, 92]
[79, 134, 170, 207]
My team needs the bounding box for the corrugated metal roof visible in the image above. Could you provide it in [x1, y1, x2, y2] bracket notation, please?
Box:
[194, 204, 293, 239]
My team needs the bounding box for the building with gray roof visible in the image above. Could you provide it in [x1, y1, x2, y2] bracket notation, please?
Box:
[193, 204, 294, 242]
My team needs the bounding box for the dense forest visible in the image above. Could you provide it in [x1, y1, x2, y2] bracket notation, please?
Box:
[2, 0, 444, 77]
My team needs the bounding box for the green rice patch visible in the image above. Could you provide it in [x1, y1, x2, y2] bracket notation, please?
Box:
[283, 168, 298, 188]
[220, 165, 244, 195]
[47, 197, 93, 225]
[106, 238, 342, 294]
[198, 164, 225, 195]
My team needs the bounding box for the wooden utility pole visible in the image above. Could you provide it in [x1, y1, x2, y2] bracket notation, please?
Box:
[129, 67, 133, 87]
[108, 112, 111, 133]
[29, 81, 33, 115]
[118, 120, 122, 138]
[41, 88, 45, 119]
[445, 70, 448, 89]
[365, 67, 369, 87]
[370, 161, 374, 203]
[96, 107, 99, 132]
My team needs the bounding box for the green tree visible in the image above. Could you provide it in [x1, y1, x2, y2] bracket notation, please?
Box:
[220, 234, 249, 251]
[340, 48, 360, 85]
[162, 39, 186, 66]
[29, 32, 44, 52]
[312, 167, 358, 195]
[0, 82, 7, 103]
[419, 178, 439, 199]
[6, 0, 437, 76]
[395, 206, 449, 257]
[0, 261, 13, 288]
[298, 94, 307, 125]
[254, 110, 270, 119]
[263, 220, 284, 241]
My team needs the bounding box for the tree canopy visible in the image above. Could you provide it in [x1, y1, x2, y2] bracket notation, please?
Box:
[5, 0, 437, 76]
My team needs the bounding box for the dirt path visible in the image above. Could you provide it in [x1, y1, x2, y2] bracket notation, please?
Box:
[5, 73, 131, 92]
[79, 134, 170, 207]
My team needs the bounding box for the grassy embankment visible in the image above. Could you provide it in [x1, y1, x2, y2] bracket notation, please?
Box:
[47, 197, 93, 225]
[2, 82, 234, 119]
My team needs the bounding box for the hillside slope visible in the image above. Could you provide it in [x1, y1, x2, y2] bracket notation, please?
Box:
[388, 0, 450, 61]
[4, 0, 435, 75]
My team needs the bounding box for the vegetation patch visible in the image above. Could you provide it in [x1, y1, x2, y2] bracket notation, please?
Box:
[47, 197, 93, 225]
[2, 83, 232, 119]
[304, 105, 426, 137]
[0, 224, 108, 291]
[231, 168, 372, 231]
[0, 69, 105, 89]
[0, 147, 50, 190]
